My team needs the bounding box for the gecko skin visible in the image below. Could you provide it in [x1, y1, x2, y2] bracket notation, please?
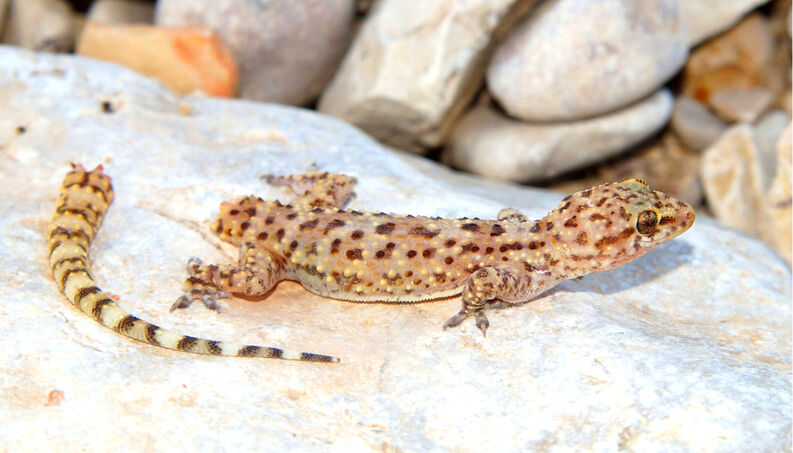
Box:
[49, 165, 694, 362]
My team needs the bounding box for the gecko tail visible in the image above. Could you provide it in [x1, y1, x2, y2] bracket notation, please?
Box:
[48, 163, 339, 363]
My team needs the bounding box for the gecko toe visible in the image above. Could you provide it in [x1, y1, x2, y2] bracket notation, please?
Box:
[170, 295, 194, 312]
[475, 311, 489, 337]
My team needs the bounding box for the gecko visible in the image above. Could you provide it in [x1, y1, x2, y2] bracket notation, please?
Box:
[48, 164, 694, 362]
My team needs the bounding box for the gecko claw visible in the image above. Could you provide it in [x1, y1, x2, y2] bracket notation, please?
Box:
[475, 311, 489, 337]
[443, 309, 490, 336]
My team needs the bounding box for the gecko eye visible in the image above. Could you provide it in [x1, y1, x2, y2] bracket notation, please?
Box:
[636, 210, 658, 235]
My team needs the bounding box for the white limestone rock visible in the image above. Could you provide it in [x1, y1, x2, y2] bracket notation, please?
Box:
[443, 90, 673, 183]
[318, 0, 537, 152]
[156, 0, 355, 106]
[0, 47, 789, 452]
[486, 0, 687, 121]
[682, 0, 771, 45]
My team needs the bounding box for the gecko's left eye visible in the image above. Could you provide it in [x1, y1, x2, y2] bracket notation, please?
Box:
[636, 210, 658, 235]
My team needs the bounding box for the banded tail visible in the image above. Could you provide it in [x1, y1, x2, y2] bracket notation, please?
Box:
[48, 163, 339, 363]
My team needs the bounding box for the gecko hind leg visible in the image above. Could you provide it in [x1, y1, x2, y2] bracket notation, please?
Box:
[171, 243, 286, 312]
[263, 171, 356, 210]
[443, 266, 528, 336]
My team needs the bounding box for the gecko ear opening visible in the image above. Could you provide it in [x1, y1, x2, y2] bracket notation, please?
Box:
[636, 210, 658, 235]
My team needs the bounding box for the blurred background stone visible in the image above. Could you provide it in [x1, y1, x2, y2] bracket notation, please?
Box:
[682, 0, 770, 45]
[709, 87, 774, 122]
[156, 0, 354, 106]
[1, 0, 76, 52]
[87, 0, 153, 24]
[443, 90, 673, 183]
[487, 0, 687, 121]
[670, 96, 729, 151]
[0, 0, 8, 39]
[319, 0, 537, 153]
[77, 21, 237, 97]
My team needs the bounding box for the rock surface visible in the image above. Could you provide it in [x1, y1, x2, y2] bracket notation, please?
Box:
[318, 0, 537, 152]
[0, 47, 790, 452]
[443, 90, 673, 183]
[670, 95, 728, 151]
[1, 0, 76, 52]
[76, 22, 237, 97]
[87, 0, 155, 25]
[701, 125, 767, 236]
[766, 124, 792, 263]
[709, 87, 774, 122]
[682, 0, 771, 45]
[156, 0, 354, 106]
[486, 0, 687, 121]
[0, 0, 8, 38]
[683, 13, 775, 105]
[700, 121, 792, 263]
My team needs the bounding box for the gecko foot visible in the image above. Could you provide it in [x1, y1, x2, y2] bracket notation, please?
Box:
[170, 291, 229, 313]
[443, 309, 489, 337]
[171, 257, 231, 312]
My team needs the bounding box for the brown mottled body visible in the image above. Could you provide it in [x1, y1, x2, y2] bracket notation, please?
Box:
[179, 172, 695, 335]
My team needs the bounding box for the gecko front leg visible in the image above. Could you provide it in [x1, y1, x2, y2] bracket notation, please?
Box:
[171, 242, 287, 312]
[443, 264, 557, 336]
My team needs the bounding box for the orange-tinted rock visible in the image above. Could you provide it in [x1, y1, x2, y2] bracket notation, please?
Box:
[683, 14, 775, 105]
[77, 21, 237, 97]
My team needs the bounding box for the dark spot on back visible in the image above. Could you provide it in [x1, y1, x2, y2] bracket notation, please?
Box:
[324, 218, 345, 233]
[299, 219, 319, 230]
[422, 248, 435, 258]
[409, 226, 439, 238]
[346, 249, 363, 260]
[490, 224, 505, 236]
[351, 229, 364, 240]
[375, 223, 396, 234]
[461, 223, 479, 232]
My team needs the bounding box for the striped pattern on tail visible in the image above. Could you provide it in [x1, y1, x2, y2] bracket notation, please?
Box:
[47, 163, 339, 363]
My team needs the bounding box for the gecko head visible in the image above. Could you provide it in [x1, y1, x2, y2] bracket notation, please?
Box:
[546, 179, 695, 273]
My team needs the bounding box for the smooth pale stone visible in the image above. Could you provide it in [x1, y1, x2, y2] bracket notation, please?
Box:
[765, 124, 792, 263]
[486, 0, 687, 121]
[682, 0, 771, 45]
[156, 0, 354, 106]
[753, 109, 791, 185]
[0, 47, 789, 452]
[76, 21, 237, 97]
[701, 125, 767, 237]
[0, 0, 8, 38]
[710, 87, 774, 123]
[318, 0, 538, 152]
[443, 90, 673, 183]
[87, 0, 154, 25]
[683, 13, 774, 104]
[670, 95, 728, 151]
[1, 0, 76, 52]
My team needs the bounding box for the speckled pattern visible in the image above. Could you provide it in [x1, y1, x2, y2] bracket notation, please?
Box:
[183, 171, 695, 335]
[49, 166, 694, 362]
